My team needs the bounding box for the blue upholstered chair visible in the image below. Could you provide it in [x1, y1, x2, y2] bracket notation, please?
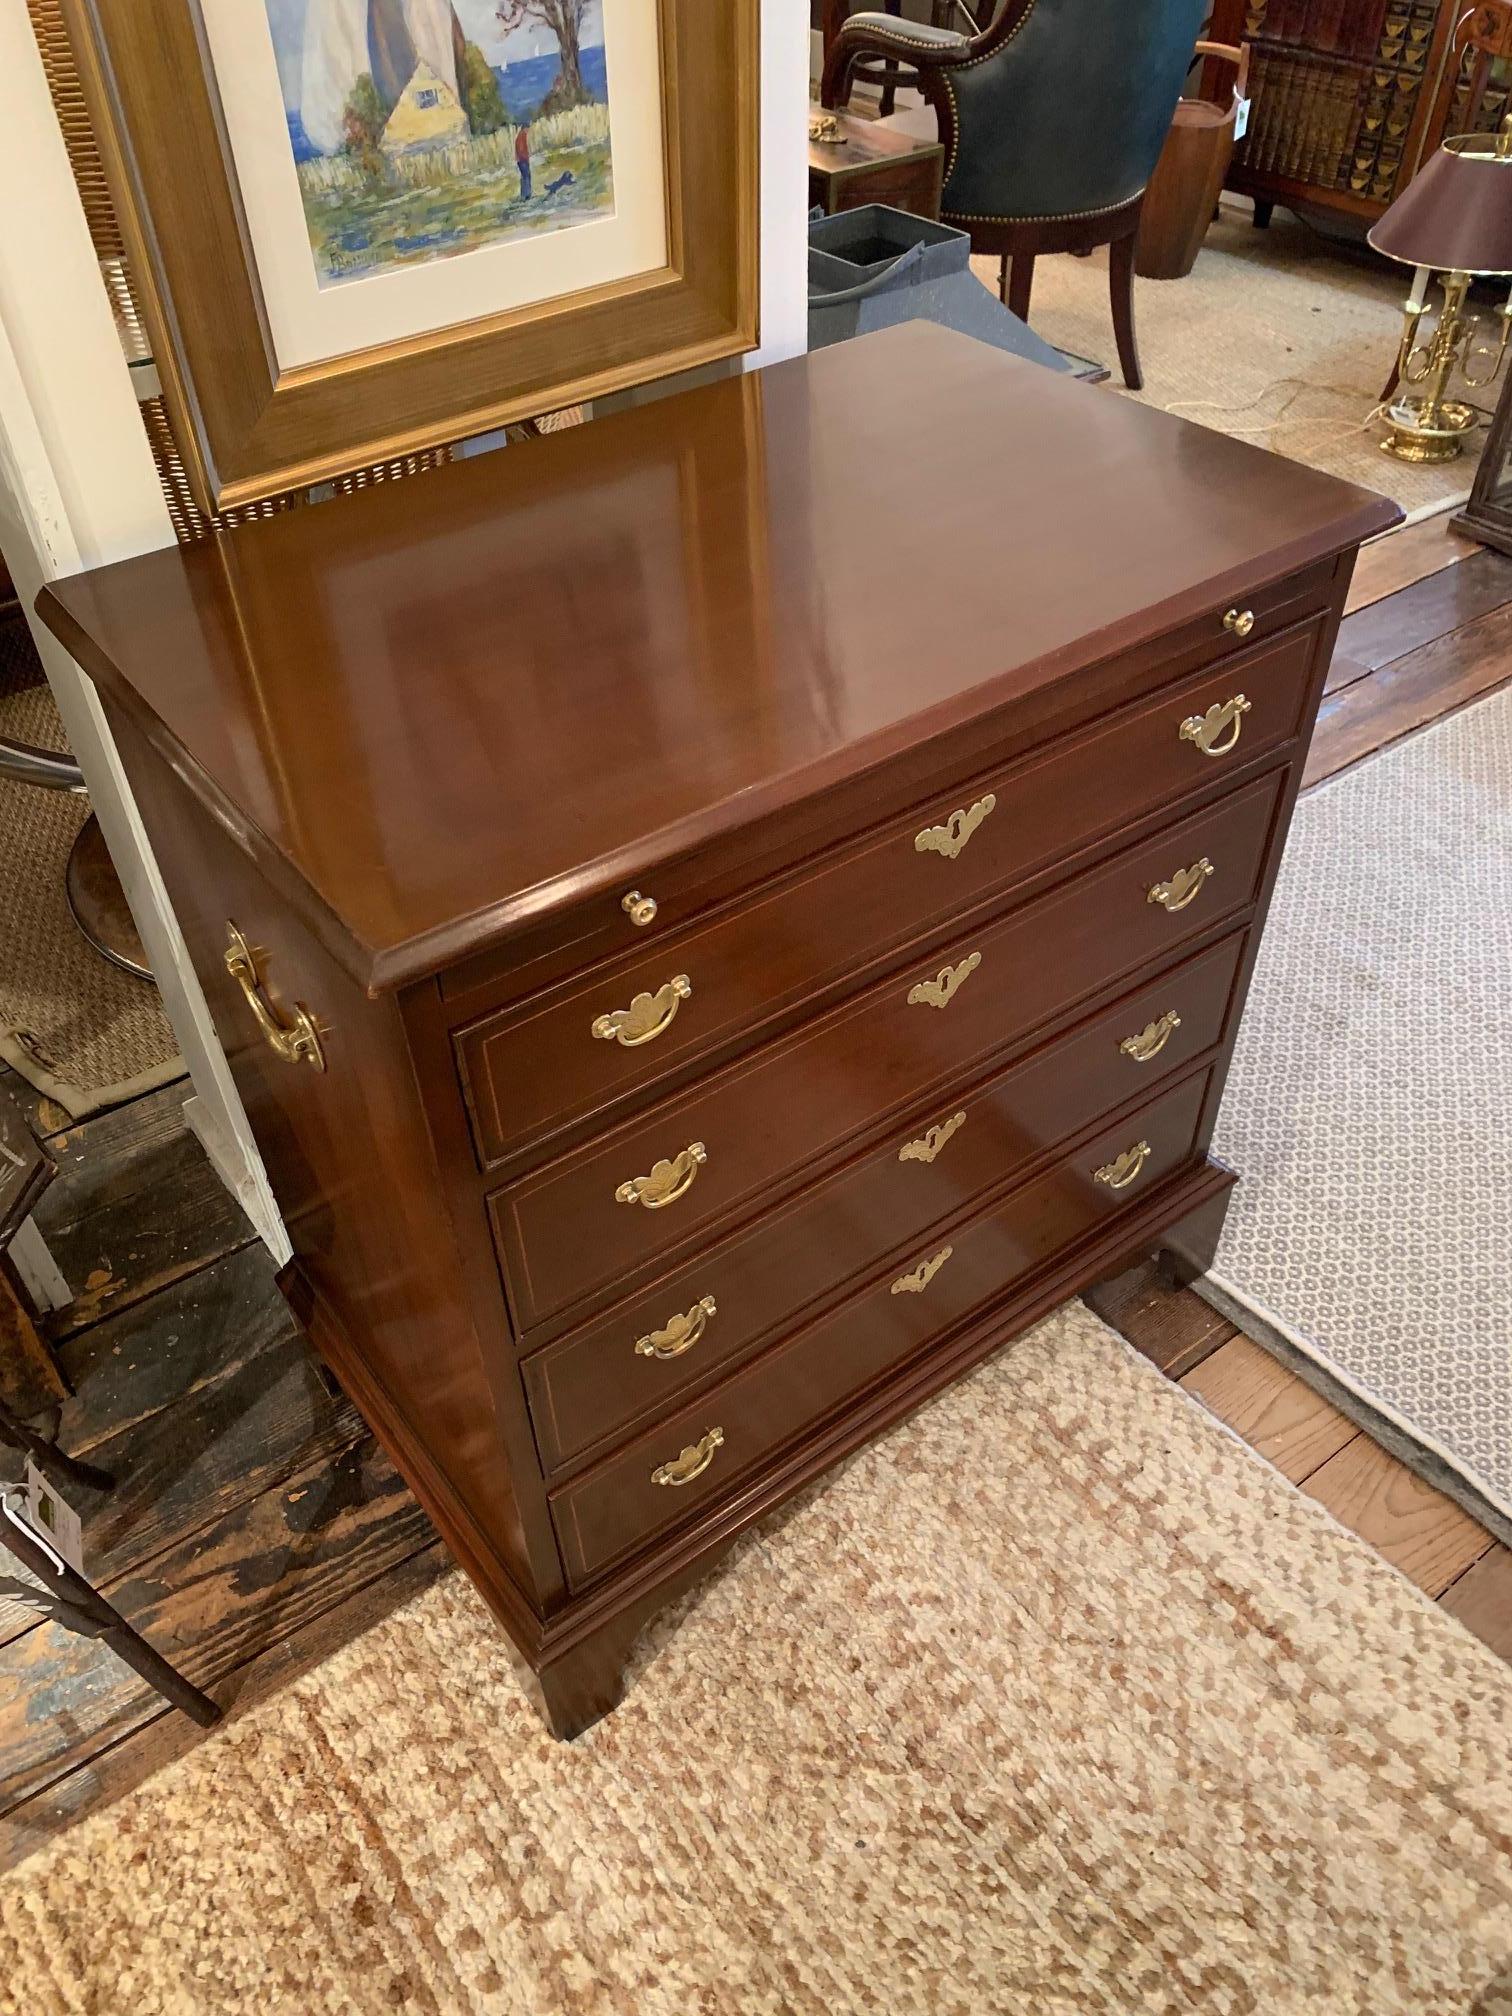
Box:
[821, 0, 1208, 387]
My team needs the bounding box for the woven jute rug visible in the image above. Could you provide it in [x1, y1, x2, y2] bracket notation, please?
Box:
[0, 622, 180, 1118]
[978, 199, 1475, 517]
[1204, 685, 1512, 1551]
[5, 1303, 1509, 2015]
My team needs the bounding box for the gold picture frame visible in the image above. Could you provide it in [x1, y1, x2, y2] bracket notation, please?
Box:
[62, 0, 760, 512]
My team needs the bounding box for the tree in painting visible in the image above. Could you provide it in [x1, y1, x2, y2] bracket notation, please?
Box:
[495, 1, 592, 114]
[266, 0, 614, 285]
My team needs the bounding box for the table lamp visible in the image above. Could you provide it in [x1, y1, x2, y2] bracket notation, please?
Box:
[1368, 117, 1512, 463]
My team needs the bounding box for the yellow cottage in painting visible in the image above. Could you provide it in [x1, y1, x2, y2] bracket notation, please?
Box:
[380, 60, 468, 155]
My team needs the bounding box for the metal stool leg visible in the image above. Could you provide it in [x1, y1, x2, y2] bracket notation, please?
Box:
[0, 1491, 220, 1726]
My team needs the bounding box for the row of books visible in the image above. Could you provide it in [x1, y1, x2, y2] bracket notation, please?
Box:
[1236, 0, 1441, 199]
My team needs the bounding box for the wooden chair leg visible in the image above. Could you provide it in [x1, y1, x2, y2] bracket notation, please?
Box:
[1109, 229, 1142, 390]
[1007, 253, 1036, 322]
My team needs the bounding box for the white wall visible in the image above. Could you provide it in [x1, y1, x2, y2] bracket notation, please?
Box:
[751, 0, 812, 371]
[0, 1, 810, 1252]
[0, 10, 288, 1256]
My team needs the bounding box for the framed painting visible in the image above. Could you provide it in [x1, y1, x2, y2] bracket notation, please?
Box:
[62, 0, 760, 510]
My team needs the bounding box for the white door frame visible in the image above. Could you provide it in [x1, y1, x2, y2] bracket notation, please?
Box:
[0, 11, 287, 1261]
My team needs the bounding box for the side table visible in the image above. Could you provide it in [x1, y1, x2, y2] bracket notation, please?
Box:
[808, 109, 944, 220]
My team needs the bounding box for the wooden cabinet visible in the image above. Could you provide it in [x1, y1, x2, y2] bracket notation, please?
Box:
[1213, 0, 1512, 231]
[38, 324, 1396, 1737]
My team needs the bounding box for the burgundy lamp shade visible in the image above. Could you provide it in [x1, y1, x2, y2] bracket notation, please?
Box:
[1368, 134, 1512, 276]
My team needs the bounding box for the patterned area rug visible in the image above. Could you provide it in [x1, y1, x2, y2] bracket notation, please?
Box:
[973, 200, 1474, 518]
[5, 1304, 1510, 2014]
[1206, 686, 1512, 1547]
[0, 621, 180, 1118]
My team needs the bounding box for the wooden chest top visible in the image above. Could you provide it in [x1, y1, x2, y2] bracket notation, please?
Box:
[40, 324, 1392, 991]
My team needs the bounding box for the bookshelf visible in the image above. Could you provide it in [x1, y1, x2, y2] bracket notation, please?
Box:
[1212, 0, 1512, 232]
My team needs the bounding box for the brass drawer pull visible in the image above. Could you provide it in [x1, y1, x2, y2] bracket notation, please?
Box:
[615, 1141, 707, 1209]
[915, 792, 996, 861]
[224, 923, 326, 1072]
[652, 1426, 723, 1487]
[891, 1246, 953, 1294]
[621, 890, 658, 928]
[1119, 1010, 1182, 1063]
[1147, 858, 1214, 914]
[635, 1295, 717, 1360]
[1180, 694, 1252, 758]
[899, 1111, 966, 1165]
[591, 974, 691, 1048]
[1222, 607, 1256, 638]
[1095, 1140, 1153, 1190]
[907, 951, 981, 1010]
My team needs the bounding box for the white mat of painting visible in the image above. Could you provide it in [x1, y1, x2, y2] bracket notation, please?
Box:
[1200, 683, 1512, 1543]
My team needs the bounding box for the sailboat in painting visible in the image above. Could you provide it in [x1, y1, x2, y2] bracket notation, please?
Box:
[266, 0, 614, 286]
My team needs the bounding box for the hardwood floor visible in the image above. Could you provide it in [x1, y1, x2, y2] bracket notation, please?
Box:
[1, 502, 1508, 1866]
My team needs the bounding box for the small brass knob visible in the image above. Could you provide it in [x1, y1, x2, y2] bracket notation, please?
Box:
[1223, 607, 1256, 638]
[622, 890, 658, 928]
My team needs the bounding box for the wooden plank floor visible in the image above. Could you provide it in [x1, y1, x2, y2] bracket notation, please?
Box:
[1, 503, 1508, 1867]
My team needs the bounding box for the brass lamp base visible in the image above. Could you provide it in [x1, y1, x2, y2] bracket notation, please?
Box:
[1379, 394, 1478, 464]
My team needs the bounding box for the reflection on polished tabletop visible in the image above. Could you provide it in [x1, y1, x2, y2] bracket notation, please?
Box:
[41, 323, 1387, 989]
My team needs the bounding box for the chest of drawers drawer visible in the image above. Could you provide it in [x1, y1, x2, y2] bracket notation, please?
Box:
[549, 1065, 1215, 1589]
[456, 620, 1320, 1171]
[522, 931, 1245, 1474]
[491, 769, 1282, 1329]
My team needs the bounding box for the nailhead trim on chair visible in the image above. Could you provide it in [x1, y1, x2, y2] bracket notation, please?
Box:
[840, 23, 968, 53]
[940, 0, 1041, 186]
[942, 185, 1149, 226]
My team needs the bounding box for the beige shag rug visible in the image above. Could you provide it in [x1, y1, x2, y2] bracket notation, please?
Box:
[0, 621, 180, 1117]
[983, 200, 1478, 516]
[7, 1303, 1510, 2015]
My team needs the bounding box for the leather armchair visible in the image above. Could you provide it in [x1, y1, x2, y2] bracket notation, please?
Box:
[822, 0, 1208, 387]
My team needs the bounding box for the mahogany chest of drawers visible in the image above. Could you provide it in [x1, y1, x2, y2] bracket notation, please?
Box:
[38, 324, 1396, 1735]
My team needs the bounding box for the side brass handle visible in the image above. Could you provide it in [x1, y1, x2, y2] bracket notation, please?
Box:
[1095, 1140, 1153, 1190]
[652, 1426, 723, 1487]
[1148, 858, 1215, 914]
[898, 1111, 966, 1165]
[591, 974, 691, 1048]
[1180, 694, 1252, 758]
[615, 1141, 706, 1209]
[224, 923, 325, 1072]
[1119, 1010, 1182, 1063]
[907, 951, 981, 1010]
[891, 1246, 953, 1295]
[915, 792, 996, 861]
[635, 1295, 716, 1360]
[1223, 607, 1256, 638]
[621, 890, 658, 928]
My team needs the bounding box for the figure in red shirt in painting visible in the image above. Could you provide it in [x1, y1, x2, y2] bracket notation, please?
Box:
[515, 122, 533, 203]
